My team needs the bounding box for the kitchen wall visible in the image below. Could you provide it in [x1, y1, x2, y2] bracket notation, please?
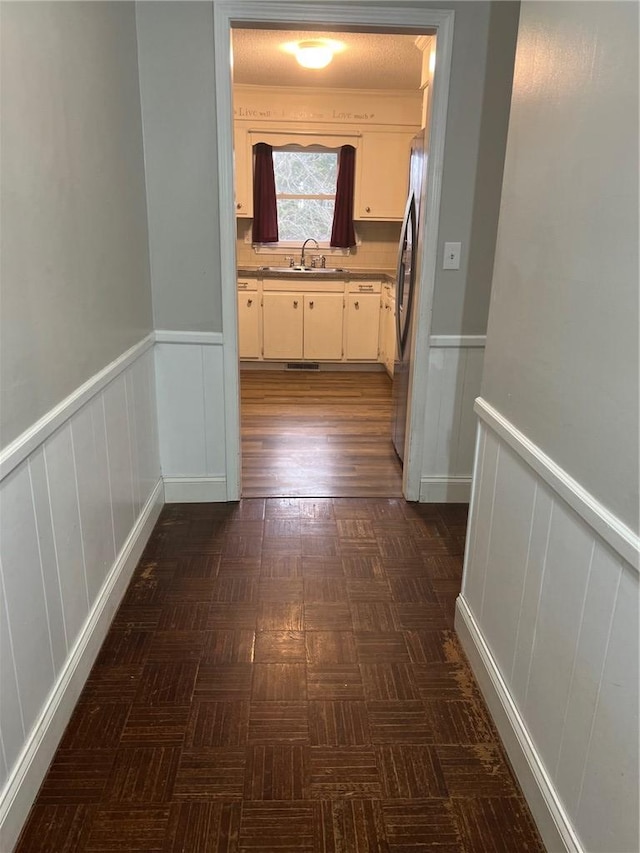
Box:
[0, 5, 161, 849]
[236, 218, 401, 272]
[458, 2, 639, 851]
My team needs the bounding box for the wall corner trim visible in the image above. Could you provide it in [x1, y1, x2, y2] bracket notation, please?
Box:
[163, 476, 228, 503]
[419, 476, 471, 502]
[429, 335, 486, 348]
[474, 397, 640, 570]
[0, 334, 155, 483]
[0, 478, 164, 853]
[455, 594, 582, 853]
[154, 330, 224, 346]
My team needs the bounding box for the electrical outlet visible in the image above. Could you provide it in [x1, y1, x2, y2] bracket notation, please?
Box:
[443, 241, 461, 270]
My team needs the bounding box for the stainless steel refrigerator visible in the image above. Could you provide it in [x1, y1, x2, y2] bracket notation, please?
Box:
[391, 131, 425, 463]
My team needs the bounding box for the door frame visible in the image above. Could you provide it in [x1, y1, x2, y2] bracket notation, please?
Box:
[213, 1, 455, 501]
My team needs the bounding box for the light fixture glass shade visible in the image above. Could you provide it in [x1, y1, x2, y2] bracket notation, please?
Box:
[295, 41, 334, 69]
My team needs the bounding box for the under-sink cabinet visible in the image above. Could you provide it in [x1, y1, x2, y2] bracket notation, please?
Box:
[262, 292, 343, 360]
[237, 276, 390, 365]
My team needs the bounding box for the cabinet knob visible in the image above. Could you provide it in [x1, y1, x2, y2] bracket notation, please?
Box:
[247, 299, 252, 306]
[293, 300, 298, 308]
[365, 206, 371, 213]
[236, 202, 242, 210]
[355, 301, 360, 309]
[309, 301, 314, 309]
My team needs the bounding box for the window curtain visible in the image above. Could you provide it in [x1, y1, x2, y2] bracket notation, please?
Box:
[330, 145, 356, 248]
[252, 143, 279, 243]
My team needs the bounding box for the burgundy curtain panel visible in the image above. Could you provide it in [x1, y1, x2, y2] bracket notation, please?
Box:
[252, 143, 279, 244]
[330, 145, 357, 248]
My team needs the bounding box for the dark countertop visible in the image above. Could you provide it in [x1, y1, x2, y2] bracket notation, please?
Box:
[237, 266, 396, 283]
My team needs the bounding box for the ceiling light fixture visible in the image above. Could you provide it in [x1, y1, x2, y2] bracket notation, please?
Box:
[282, 38, 345, 70]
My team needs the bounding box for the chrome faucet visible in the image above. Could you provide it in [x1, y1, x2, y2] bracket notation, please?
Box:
[300, 238, 319, 268]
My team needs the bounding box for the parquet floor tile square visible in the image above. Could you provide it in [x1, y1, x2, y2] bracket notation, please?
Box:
[15, 499, 545, 853]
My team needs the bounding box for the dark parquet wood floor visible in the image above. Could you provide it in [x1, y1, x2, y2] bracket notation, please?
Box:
[15, 499, 545, 853]
[240, 371, 404, 498]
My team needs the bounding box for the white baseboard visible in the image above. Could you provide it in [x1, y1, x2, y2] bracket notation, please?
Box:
[455, 594, 582, 853]
[0, 479, 164, 853]
[163, 476, 228, 503]
[419, 476, 471, 502]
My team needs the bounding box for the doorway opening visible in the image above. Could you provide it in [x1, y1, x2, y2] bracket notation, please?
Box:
[213, 3, 454, 503]
[230, 24, 436, 498]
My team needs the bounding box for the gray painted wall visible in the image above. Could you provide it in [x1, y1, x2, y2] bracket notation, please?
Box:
[0, 2, 153, 448]
[135, 0, 518, 337]
[481, 0, 639, 531]
[136, 1, 222, 333]
[431, 0, 518, 335]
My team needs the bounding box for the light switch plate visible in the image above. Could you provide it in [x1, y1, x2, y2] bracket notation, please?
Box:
[443, 241, 461, 270]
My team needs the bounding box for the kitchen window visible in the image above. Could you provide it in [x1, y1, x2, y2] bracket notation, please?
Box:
[272, 147, 338, 243]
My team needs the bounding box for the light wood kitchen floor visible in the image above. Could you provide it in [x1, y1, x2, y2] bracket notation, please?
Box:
[240, 370, 403, 498]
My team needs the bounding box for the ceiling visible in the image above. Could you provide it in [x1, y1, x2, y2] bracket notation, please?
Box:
[231, 29, 426, 91]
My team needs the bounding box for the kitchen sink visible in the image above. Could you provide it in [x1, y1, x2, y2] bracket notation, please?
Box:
[258, 266, 346, 274]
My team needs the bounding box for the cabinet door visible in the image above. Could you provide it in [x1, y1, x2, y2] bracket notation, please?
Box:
[345, 293, 381, 360]
[355, 132, 415, 221]
[234, 127, 253, 217]
[237, 292, 261, 359]
[304, 293, 343, 360]
[263, 293, 303, 359]
[385, 298, 396, 375]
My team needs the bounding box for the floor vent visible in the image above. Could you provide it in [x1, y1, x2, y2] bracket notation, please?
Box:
[286, 362, 319, 370]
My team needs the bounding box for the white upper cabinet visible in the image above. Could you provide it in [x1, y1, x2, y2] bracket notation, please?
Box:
[233, 86, 422, 223]
[234, 127, 253, 218]
[354, 132, 415, 221]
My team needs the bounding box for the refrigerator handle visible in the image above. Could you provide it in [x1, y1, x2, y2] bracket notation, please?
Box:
[395, 193, 416, 356]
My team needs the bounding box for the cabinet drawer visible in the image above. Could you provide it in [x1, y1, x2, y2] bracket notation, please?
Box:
[237, 279, 258, 291]
[347, 280, 381, 294]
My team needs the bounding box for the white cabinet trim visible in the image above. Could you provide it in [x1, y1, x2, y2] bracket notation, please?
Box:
[475, 397, 639, 570]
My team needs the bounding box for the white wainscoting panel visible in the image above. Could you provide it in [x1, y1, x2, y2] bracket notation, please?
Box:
[154, 335, 228, 501]
[420, 339, 485, 502]
[457, 407, 639, 853]
[0, 343, 162, 853]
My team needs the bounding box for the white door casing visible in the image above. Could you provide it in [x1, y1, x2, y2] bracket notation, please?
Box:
[212, 1, 454, 501]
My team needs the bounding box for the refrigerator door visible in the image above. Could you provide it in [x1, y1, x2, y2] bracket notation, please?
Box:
[391, 131, 425, 465]
[391, 192, 418, 462]
[395, 193, 418, 358]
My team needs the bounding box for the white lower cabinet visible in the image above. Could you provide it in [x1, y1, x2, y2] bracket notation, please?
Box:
[345, 292, 380, 360]
[304, 293, 344, 360]
[262, 292, 303, 359]
[237, 291, 261, 358]
[239, 276, 392, 365]
[379, 288, 396, 376]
